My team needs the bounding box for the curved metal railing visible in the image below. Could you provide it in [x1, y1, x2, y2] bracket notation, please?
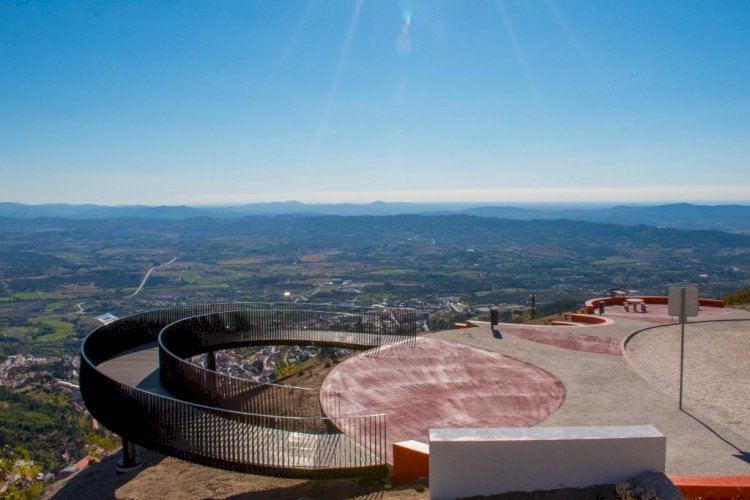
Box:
[79, 303, 417, 477]
[158, 306, 415, 416]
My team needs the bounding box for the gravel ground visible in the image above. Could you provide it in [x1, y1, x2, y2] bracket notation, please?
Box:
[41, 448, 430, 500]
[625, 318, 750, 441]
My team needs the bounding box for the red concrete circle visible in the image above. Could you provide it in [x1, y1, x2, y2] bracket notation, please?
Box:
[320, 337, 565, 462]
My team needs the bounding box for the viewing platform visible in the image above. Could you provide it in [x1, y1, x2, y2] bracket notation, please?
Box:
[80, 303, 417, 478]
[78, 297, 750, 495]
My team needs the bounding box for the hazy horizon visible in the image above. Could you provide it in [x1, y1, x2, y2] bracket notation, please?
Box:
[3, 199, 750, 210]
[3, 194, 750, 207]
[2, 1, 749, 205]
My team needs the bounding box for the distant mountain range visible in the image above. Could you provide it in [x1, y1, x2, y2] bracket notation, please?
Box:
[0, 201, 473, 219]
[461, 203, 750, 233]
[1, 201, 749, 233]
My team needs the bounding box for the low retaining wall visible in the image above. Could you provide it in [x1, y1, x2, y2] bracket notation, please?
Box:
[428, 425, 666, 499]
[453, 322, 475, 329]
[392, 440, 429, 486]
[570, 313, 608, 324]
[584, 296, 724, 314]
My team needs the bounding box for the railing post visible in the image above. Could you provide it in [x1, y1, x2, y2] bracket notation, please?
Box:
[116, 437, 142, 473]
[206, 350, 216, 371]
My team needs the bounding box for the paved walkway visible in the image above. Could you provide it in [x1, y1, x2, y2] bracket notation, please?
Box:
[97, 343, 168, 395]
[323, 305, 750, 475]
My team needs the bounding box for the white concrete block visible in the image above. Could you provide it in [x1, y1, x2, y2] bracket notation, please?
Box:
[429, 425, 665, 500]
[396, 439, 430, 454]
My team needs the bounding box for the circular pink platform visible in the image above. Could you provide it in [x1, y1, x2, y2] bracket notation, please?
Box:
[320, 337, 565, 462]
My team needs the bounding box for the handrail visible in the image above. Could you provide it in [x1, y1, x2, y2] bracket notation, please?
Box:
[157, 307, 411, 418]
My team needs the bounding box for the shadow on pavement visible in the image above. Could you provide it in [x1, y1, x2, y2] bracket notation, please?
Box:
[683, 409, 750, 465]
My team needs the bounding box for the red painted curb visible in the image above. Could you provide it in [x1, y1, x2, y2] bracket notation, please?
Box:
[669, 475, 750, 499]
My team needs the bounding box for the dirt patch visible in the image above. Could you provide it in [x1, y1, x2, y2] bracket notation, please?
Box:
[279, 352, 349, 391]
[43, 449, 668, 500]
[462, 483, 617, 499]
[42, 447, 429, 500]
[274, 353, 353, 426]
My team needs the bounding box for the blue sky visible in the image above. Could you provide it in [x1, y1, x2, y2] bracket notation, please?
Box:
[1, 1, 749, 205]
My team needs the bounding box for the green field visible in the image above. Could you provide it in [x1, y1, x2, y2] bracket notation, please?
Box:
[180, 273, 230, 288]
[181, 272, 199, 284]
[9, 292, 65, 301]
[365, 269, 419, 277]
[45, 301, 67, 312]
[591, 256, 637, 266]
[29, 319, 76, 342]
[1, 326, 33, 340]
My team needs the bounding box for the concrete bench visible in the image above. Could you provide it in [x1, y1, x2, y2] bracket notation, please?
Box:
[429, 425, 666, 499]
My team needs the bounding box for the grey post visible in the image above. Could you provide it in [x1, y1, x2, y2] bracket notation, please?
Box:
[668, 286, 699, 410]
[679, 287, 686, 410]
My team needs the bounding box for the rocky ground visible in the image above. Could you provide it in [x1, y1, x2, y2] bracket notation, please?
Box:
[41, 450, 681, 500]
[41, 447, 430, 500]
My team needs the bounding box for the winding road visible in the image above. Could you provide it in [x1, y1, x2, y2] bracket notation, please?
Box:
[129, 256, 179, 297]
